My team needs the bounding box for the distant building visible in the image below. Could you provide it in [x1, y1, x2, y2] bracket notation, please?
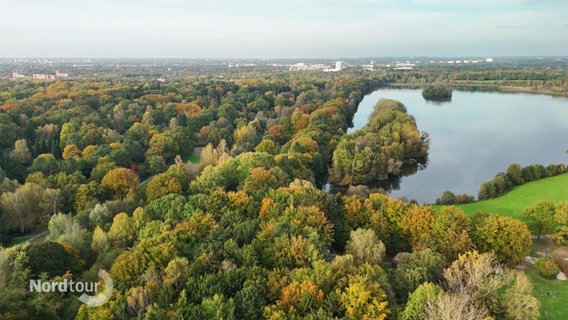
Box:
[323, 61, 344, 72]
[393, 62, 415, 70]
[11, 72, 25, 79]
[55, 70, 69, 78]
[33, 74, 49, 80]
[486, 57, 494, 62]
[290, 63, 328, 71]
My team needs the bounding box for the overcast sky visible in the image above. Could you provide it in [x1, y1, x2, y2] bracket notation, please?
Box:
[1, 0, 567, 58]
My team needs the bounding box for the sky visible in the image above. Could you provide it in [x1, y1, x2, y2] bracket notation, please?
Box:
[0, 0, 567, 58]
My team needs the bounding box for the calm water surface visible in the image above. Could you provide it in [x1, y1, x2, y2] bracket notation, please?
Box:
[351, 88, 568, 203]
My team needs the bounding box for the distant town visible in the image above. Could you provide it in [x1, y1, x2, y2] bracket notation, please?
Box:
[2, 56, 566, 81]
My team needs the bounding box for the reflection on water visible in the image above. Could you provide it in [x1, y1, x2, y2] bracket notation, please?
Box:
[348, 88, 568, 203]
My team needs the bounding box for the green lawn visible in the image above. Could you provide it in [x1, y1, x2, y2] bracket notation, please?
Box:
[188, 154, 201, 164]
[526, 266, 568, 320]
[436, 173, 568, 220]
[434, 174, 568, 318]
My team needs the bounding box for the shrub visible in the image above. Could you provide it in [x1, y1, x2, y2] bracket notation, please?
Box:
[534, 257, 559, 279]
[552, 226, 568, 246]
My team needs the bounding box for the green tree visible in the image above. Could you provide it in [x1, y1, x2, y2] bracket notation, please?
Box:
[202, 294, 235, 320]
[506, 163, 524, 185]
[255, 139, 277, 155]
[234, 285, 266, 320]
[391, 249, 445, 303]
[522, 200, 558, 239]
[400, 282, 442, 320]
[436, 190, 456, 205]
[24, 241, 82, 277]
[30, 153, 59, 176]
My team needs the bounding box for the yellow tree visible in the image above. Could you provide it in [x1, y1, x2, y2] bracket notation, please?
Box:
[101, 168, 139, 200]
[62, 144, 82, 159]
[146, 173, 182, 202]
[472, 214, 531, 264]
[339, 275, 390, 320]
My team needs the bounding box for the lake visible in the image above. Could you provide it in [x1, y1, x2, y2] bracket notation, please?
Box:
[350, 88, 568, 203]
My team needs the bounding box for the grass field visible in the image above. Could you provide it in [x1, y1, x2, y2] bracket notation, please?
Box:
[436, 173, 568, 220]
[188, 154, 201, 164]
[526, 266, 568, 320]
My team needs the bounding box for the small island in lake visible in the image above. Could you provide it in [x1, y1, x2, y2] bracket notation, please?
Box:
[422, 85, 453, 101]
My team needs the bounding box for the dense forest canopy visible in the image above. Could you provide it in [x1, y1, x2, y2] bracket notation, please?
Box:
[330, 99, 428, 186]
[421, 85, 452, 101]
[0, 62, 566, 319]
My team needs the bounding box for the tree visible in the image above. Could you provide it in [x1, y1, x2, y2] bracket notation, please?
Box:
[426, 292, 488, 320]
[255, 139, 276, 155]
[345, 228, 386, 266]
[391, 249, 445, 303]
[436, 190, 456, 205]
[146, 173, 182, 201]
[101, 168, 139, 200]
[339, 275, 390, 320]
[443, 251, 508, 310]
[91, 225, 108, 253]
[401, 205, 434, 249]
[145, 155, 168, 175]
[426, 206, 473, 262]
[42, 188, 61, 216]
[0, 183, 48, 234]
[234, 286, 266, 320]
[107, 212, 135, 248]
[506, 163, 523, 185]
[11, 139, 32, 164]
[522, 200, 558, 239]
[501, 273, 540, 320]
[202, 294, 235, 320]
[30, 153, 59, 176]
[62, 144, 82, 159]
[24, 241, 82, 277]
[47, 213, 88, 251]
[472, 214, 532, 264]
[400, 282, 442, 320]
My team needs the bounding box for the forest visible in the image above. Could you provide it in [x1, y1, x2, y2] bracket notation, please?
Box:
[0, 64, 567, 319]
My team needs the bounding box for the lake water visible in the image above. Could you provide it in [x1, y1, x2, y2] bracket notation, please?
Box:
[350, 88, 568, 203]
